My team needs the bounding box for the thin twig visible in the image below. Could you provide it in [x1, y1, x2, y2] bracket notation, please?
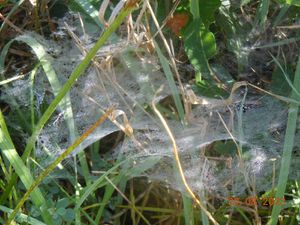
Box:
[152, 86, 219, 225]
[0, 13, 23, 34]
[277, 24, 300, 29]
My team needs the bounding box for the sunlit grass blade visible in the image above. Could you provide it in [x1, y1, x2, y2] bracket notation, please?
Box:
[22, 0, 139, 170]
[0, 34, 80, 203]
[0, 205, 46, 225]
[267, 51, 300, 225]
[0, 35, 77, 146]
[0, 111, 54, 225]
[71, 0, 103, 27]
[5, 107, 114, 225]
[154, 41, 185, 123]
[29, 64, 39, 133]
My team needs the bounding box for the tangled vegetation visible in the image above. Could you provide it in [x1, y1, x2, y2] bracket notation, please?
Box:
[0, 0, 300, 224]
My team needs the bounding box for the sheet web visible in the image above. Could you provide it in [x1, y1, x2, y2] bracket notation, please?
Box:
[1, 21, 299, 199]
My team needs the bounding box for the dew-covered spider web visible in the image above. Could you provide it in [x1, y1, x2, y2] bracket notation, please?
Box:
[1, 13, 300, 199]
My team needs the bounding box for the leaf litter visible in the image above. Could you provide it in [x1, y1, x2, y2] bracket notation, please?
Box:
[1, 12, 299, 200]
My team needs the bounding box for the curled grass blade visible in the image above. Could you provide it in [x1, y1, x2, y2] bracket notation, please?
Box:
[23, 0, 139, 168]
[0, 35, 79, 204]
[0, 35, 77, 143]
[1, 1, 139, 223]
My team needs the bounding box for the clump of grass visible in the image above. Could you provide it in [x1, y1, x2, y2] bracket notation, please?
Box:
[0, 0, 300, 224]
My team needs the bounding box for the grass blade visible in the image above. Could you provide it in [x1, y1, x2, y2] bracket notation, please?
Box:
[0, 111, 54, 225]
[0, 205, 46, 225]
[182, 196, 195, 225]
[0, 35, 76, 145]
[5, 107, 114, 224]
[256, 0, 270, 28]
[267, 51, 300, 225]
[0, 34, 80, 202]
[71, 0, 103, 28]
[17, 35, 76, 142]
[154, 41, 185, 123]
[22, 0, 139, 168]
[270, 53, 300, 98]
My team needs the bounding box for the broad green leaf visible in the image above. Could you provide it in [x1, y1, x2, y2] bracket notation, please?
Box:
[287, 0, 300, 6]
[199, 0, 221, 27]
[64, 209, 75, 222]
[156, 0, 170, 24]
[184, 0, 220, 83]
[277, 0, 300, 6]
[56, 198, 69, 209]
[183, 18, 217, 80]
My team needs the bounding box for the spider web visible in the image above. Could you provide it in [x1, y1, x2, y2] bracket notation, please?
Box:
[1, 13, 299, 199]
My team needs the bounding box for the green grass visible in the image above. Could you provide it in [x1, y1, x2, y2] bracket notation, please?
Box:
[0, 1, 139, 224]
[268, 49, 300, 225]
[154, 41, 185, 124]
[0, 110, 55, 224]
[5, 108, 113, 224]
[0, 0, 300, 224]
